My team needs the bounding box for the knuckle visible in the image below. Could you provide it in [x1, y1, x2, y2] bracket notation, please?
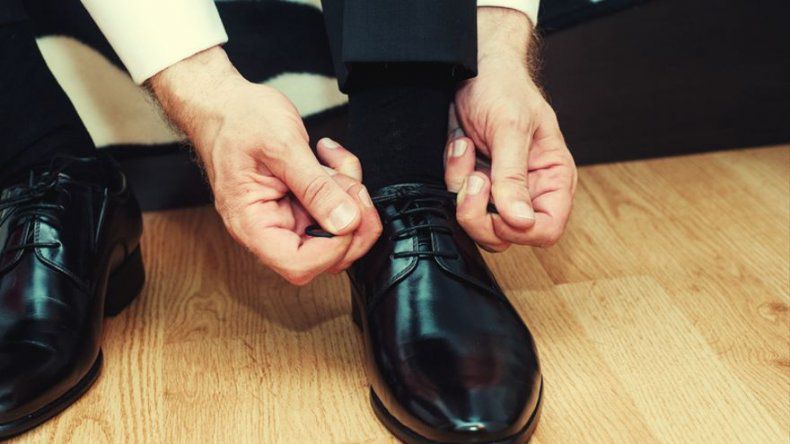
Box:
[371, 222, 384, 239]
[504, 170, 528, 185]
[445, 177, 464, 193]
[494, 167, 528, 187]
[261, 138, 289, 160]
[456, 210, 474, 225]
[302, 174, 334, 206]
[539, 230, 563, 248]
[343, 157, 363, 175]
[262, 134, 303, 161]
[283, 270, 312, 286]
[500, 109, 531, 133]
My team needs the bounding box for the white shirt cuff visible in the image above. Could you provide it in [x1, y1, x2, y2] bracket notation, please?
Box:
[477, 0, 540, 27]
[82, 0, 228, 84]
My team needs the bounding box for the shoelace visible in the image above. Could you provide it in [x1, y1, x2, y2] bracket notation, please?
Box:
[0, 160, 72, 255]
[306, 188, 498, 259]
[384, 194, 458, 259]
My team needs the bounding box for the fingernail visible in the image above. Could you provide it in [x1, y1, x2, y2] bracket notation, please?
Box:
[451, 139, 467, 158]
[513, 201, 535, 220]
[466, 175, 484, 195]
[321, 137, 340, 149]
[358, 187, 374, 208]
[329, 202, 356, 231]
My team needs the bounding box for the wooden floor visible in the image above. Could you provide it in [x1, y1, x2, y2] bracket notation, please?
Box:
[12, 146, 790, 443]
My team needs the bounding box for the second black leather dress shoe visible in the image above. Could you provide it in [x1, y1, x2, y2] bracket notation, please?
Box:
[348, 183, 543, 443]
[0, 155, 144, 438]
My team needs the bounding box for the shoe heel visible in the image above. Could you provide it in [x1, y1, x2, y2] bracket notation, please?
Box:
[350, 284, 363, 329]
[105, 246, 145, 316]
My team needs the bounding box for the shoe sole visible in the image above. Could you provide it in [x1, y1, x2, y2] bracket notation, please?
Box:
[0, 246, 145, 439]
[351, 289, 544, 443]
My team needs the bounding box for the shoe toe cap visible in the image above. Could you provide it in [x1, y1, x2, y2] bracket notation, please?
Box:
[386, 355, 542, 442]
[0, 340, 61, 422]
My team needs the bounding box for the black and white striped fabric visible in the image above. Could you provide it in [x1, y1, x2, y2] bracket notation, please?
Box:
[29, 0, 346, 157]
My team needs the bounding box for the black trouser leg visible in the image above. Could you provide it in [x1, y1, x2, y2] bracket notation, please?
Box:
[321, 0, 477, 91]
[0, 2, 94, 181]
[321, 0, 478, 191]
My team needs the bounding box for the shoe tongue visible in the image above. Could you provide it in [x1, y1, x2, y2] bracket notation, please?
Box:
[411, 200, 435, 253]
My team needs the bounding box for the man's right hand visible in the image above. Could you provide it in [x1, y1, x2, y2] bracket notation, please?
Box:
[149, 47, 382, 285]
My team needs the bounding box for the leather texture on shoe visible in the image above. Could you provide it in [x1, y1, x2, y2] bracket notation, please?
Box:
[0, 155, 144, 436]
[348, 183, 542, 443]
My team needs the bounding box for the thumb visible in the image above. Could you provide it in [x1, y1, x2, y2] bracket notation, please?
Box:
[277, 146, 362, 235]
[490, 123, 536, 229]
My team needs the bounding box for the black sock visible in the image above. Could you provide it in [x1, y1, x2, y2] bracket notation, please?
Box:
[0, 20, 95, 180]
[346, 63, 453, 192]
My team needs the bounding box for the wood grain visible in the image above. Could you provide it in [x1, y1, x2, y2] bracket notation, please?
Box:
[11, 146, 790, 443]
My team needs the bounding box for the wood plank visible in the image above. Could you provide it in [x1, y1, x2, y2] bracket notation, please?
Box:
[557, 276, 784, 442]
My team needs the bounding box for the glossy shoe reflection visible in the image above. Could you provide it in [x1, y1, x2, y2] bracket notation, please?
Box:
[0, 155, 144, 438]
[348, 183, 542, 443]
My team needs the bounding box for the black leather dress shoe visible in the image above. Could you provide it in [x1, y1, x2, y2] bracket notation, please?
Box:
[0, 155, 144, 438]
[347, 183, 542, 443]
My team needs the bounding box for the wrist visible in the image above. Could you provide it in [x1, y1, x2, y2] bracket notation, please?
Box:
[148, 46, 244, 141]
[477, 7, 534, 72]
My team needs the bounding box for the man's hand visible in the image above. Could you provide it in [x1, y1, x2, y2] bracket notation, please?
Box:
[447, 8, 577, 251]
[149, 47, 382, 284]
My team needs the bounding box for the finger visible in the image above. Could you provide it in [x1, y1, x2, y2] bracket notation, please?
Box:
[528, 167, 575, 228]
[456, 172, 510, 252]
[444, 136, 476, 193]
[492, 170, 574, 247]
[532, 189, 572, 236]
[492, 210, 562, 248]
[257, 230, 352, 284]
[230, 200, 353, 285]
[328, 175, 383, 272]
[272, 140, 362, 236]
[491, 110, 574, 247]
[316, 137, 363, 181]
[490, 119, 536, 229]
[530, 111, 578, 196]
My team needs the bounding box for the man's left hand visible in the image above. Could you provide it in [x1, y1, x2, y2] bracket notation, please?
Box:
[446, 7, 577, 252]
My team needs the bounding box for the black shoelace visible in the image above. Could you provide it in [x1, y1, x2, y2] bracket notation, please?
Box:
[384, 195, 459, 259]
[0, 161, 71, 255]
[306, 188, 498, 259]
